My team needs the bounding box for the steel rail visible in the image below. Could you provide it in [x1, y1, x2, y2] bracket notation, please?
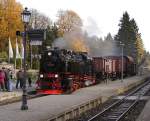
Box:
[88, 79, 150, 121]
[116, 99, 139, 121]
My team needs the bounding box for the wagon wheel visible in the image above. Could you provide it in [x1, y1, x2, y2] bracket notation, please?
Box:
[66, 79, 73, 94]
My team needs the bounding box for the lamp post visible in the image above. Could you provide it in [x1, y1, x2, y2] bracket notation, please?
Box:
[21, 7, 31, 110]
[120, 42, 124, 82]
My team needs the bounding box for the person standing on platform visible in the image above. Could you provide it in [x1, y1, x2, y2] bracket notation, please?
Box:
[2, 67, 8, 91]
[16, 69, 24, 89]
[28, 77, 32, 87]
[0, 69, 5, 91]
[7, 69, 13, 91]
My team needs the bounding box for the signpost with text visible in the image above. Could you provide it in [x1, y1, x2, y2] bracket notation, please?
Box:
[28, 29, 46, 45]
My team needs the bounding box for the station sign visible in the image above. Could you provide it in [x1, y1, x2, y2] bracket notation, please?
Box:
[16, 29, 46, 45]
[28, 29, 46, 41]
[30, 41, 42, 45]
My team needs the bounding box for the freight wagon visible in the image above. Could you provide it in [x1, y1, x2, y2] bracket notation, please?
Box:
[94, 56, 136, 79]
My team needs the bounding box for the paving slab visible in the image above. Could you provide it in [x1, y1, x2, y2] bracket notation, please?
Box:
[136, 98, 150, 121]
[0, 91, 22, 102]
[0, 84, 35, 102]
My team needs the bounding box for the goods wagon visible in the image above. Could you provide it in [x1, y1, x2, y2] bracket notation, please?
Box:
[92, 57, 105, 80]
[103, 56, 136, 79]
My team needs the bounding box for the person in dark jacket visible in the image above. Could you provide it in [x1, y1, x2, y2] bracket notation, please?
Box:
[16, 69, 24, 89]
[28, 77, 32, 87]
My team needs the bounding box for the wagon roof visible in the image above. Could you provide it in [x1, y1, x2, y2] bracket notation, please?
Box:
[103, 56, 120, 59]
[92, 57, 103, 59]
[92, 56, 134, 62]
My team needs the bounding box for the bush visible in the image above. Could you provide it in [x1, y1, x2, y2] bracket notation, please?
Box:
[0, 51, 8, 62]
[27, 69, 39, 82]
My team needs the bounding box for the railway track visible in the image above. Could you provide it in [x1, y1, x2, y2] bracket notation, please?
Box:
[87, 79, 150, 121]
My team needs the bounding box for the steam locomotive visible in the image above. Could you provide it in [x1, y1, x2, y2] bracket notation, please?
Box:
[36, 48, 136, 94]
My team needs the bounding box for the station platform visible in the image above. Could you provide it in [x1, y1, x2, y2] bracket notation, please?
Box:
[0, 84, 35, 102]
[0, 91, 22, 102]
[0, 75, 148, 121]
[136, 96, 150, 121]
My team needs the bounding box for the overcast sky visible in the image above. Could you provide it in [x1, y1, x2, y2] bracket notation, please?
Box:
[16, 0, 150, 52]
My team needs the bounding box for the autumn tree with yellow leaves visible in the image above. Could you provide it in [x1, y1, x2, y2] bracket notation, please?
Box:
[135, 33, 145, 63]
[55, 10, 88, 52]
[0, 0, 23, 53]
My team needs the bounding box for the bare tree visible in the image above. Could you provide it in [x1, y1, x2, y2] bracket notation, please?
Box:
[29, 9, 52, 29]
[56, 10, 83, 36]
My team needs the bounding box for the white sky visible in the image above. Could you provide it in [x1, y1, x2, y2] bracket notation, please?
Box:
[16, 0, 150, 52]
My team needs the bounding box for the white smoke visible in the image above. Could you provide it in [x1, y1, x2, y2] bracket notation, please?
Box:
[52, 37, 68, 49]
[52, 31, 88, 52]
[83, 17, 101, 37]
[52, 20, 120, 57]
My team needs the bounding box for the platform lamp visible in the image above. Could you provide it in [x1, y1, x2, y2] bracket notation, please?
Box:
[21, 7, 31, 110]
[120, 42, 124, 83]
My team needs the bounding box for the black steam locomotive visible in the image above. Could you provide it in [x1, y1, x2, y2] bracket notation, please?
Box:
[36, 48, 96, 94]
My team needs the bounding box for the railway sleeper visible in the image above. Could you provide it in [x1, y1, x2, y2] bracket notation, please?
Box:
[102, 116, 118, 120]
[107, 115, 120, 118]
[111, 112, 124, 114]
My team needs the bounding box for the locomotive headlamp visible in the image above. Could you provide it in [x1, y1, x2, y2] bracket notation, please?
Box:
[48, 52, 52, 56]
[55, 74, 58, 78]
[40, 74, 44, 78]
[68, 77, 73, 80]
